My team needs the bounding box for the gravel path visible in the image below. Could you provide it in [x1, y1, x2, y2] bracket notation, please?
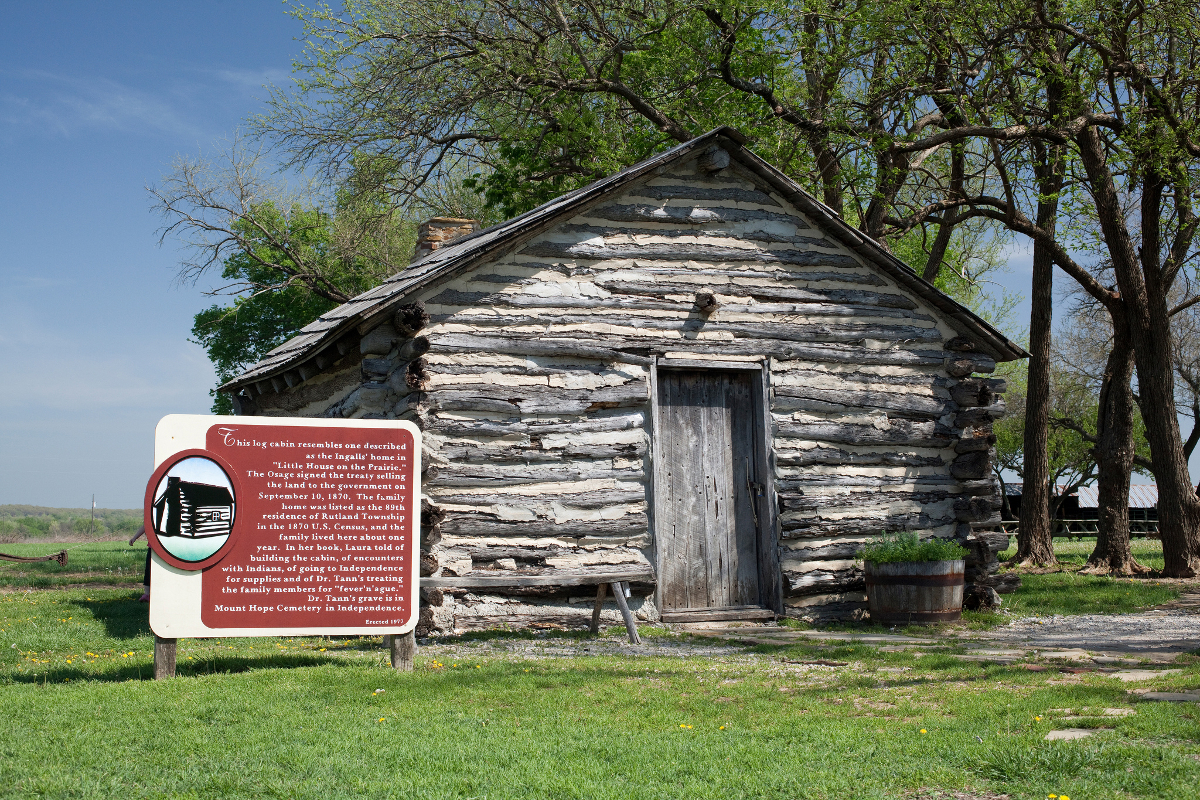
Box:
[977, 608, 1200, 655]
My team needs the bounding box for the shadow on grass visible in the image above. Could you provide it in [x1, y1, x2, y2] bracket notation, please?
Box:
[426, 626, 673, 647]
[6, 653, 349, 685]
[66, 594, 151, 639]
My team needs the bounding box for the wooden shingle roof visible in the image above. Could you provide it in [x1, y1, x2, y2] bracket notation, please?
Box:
[223, 127, 1026, 393]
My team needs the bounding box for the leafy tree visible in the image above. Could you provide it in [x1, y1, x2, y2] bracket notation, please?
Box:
[150, 142, 417, 410]
[261, 0, 1028, 285]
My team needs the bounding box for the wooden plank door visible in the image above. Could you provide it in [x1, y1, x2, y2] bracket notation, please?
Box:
[656, 369, 762, 610]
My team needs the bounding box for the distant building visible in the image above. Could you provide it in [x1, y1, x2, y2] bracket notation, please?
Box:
[1000, 482, 1158, 536]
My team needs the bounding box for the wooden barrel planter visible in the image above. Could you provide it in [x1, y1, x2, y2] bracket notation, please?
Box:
[864, 559, 965, 624]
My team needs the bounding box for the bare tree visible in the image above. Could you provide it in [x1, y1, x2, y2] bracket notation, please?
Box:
[148, 138, 412, 305]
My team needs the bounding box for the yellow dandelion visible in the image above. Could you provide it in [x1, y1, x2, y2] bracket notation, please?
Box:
[719, 725, 726, 730]
[919, 729, 927, 734]
[379, 717, 385, 723]
[1061, 796, 1070, 800]
[1049, 794, 1058, 799]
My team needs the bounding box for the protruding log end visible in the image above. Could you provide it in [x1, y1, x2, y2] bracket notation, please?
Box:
[950, 450, 991, 480]
[395, 302, 430, 336]
[694, 291, 719, 314]
[945, 336, 977, 351]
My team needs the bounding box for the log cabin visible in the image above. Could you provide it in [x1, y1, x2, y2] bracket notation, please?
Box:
[220, 128, 1025, 634]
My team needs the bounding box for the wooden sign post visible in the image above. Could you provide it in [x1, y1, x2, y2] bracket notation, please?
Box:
[145, 415, 421, 678]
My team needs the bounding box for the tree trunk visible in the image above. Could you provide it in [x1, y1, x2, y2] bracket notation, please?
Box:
[1012, 147, 1061, 568]
[1083, 315, 1148, 575]
[1075, 128, 1200, 576]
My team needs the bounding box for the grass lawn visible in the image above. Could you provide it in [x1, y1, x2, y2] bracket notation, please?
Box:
[3, 588, 1199, 799]
[0, 541, 146, 588]
[990, 538, 1184, 618]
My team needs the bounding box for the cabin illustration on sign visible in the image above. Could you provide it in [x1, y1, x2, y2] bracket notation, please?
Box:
[153, 476, 235, 539]
[220, 127, 1024, 633]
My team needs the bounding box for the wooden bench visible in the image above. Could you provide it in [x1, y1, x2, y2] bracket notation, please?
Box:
[422, 569, 654, 645]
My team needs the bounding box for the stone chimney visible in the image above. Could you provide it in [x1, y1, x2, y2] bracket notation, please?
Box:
[412, 217, 479, 262]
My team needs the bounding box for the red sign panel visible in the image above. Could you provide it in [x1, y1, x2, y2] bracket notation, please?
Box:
[187, 423, 417, 629]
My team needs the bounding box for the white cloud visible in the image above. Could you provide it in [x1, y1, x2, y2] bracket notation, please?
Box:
[212, 66, 291, 89]
[0, 69, 205, 138]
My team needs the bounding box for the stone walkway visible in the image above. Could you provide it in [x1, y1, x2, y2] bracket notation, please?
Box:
[687, 596, 1200, 664]
[416, 600, 1200, 668]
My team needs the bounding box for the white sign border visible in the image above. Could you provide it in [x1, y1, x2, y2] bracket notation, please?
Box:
[148, 414, 421, 638]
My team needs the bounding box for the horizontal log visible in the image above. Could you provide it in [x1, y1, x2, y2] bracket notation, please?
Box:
[587, 202, 807, 227]
[660, 608, 776, 623]
[462, 546, 570, 563]
[776, 473, 958, 489]
[777, 489, 956, 511]
[424, 332, 653, 366]
[781, 511, 956, 538]
[430, 464, 644, 488]
[773, 386, 953, 417]
[596, 264, 885, 286]
[361, 357, 392, 380]
[773, 447, 944, 468]
[436, 288, 926, 321]
[427, 306, 937, 344]
[774, 419, 953, 448]
[427, 412, 643, 439]
[621, 184, 783, 205]
[423, 364, 634, 381]
[559, 222, 834, 249]
[522, 240, 861, 268]
[784, 566, 865, 597]
[438, 514, 649, 538]
[430, 328, 957, 370]
[435, 441, 645, 464]
[430, 325, 949, 364]
[420, 384, 648, 416]
[359, 322, 398, 355]
[427, 489, 645, 509]
[772, 367, 949, 390]
[423, 567, 655, 589]
[591, 280, 917, 309]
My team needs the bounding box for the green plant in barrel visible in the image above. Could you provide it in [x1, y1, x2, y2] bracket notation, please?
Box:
[860, 533, 968, 625]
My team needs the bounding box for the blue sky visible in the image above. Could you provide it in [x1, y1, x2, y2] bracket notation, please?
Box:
[0, 2, 1169, 509]
[0, 1, 302, 508]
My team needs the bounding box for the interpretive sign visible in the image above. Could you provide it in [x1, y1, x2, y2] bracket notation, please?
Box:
[146, 415, 420, 638]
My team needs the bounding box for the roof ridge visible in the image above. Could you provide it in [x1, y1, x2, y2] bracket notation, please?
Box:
[224, 127, 1024, 393]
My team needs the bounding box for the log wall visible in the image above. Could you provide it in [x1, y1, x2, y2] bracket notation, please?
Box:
[241, 152, 1006, 631]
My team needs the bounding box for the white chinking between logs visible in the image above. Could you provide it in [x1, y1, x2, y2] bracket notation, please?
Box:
[222, 131, 1023, 633]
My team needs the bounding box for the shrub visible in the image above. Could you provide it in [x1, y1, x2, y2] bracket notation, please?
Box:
[859, 531, 967, 564]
